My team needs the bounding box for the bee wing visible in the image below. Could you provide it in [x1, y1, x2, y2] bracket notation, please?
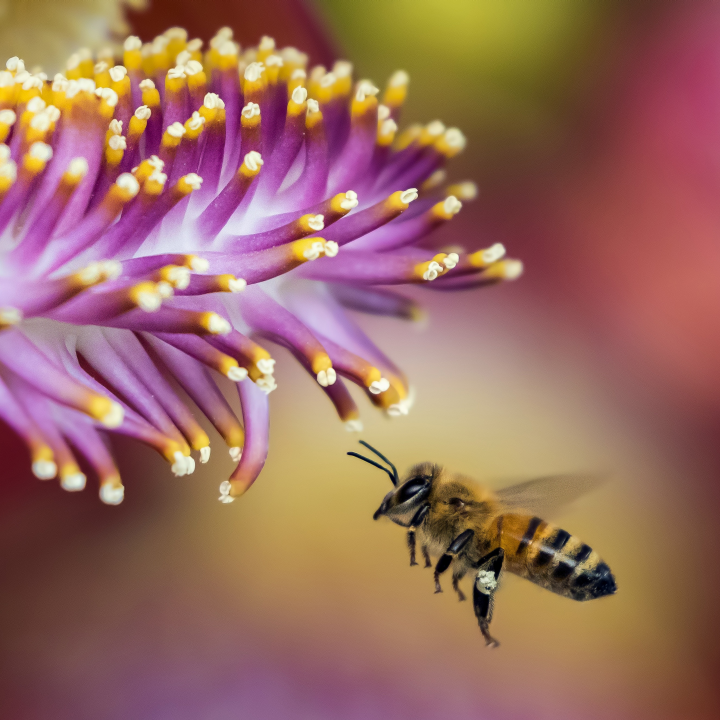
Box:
[494, 474, 606, 518]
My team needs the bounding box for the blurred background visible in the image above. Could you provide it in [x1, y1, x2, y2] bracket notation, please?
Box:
[2, 1, 720, 718]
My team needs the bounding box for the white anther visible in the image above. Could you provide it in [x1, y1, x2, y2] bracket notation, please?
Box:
[228, 447, 242, 462]
[116, 173, 140, 196]
[356, 80, 379, 102]
[481, 243, 506, 264]
[168, 66, 186, 80]
[443, 195, 462, 216]
[255, 375, 277, 394]
[44, 106, 60, 123]
[320, 72, 336, 88]
[227, 366, 249, 382]
[259, 35, 275, 51]
[189, 256, 209, 272]
[341, 190, 358, 210]
[303, 241, 325, 261]
[187, 38, 203, 52]
[256, 358, 275, 375]
[156, 281, 174, 299]
[207, 313, 231, 335]
[108, 135, 126, 151]
[307, 214, 324, 231]
[182, 173, 203, 190]
[380, 119, 397, 137]
[422, 261, 443, 281]
[200, 446, 211, 464]
[316, 368, 337, 387]
[167, 121, 186, 138]
[75, 78, 96, 94]
[218, 40, 237, 57]
[176, 50, 192, 66]
[78, 262, 103, 284]
[499, 259, 523, 280]
[378, 104, 391, 121]
[100, 260, 122, 280]
[307, 99, 320, 114]
[94, 61, 109, 74]
[67, 157, 89, 178]
[244, 62, 265, 82]
[37, 72, 48, 83]
[6, 56, 24, 73]
[389, 69, 409, 87]
[164, 27, 188, 41]
[243, 150, 263, 172]
[0, 72, 13, 88]
[452, 181, 478, 200]
[109, 65, 128, 83]
[323, 241, 339, 257]
[265, 54, 283, 68]
[52, 73, 69, 92]
[400, 188, 418, 204]
[0, 160, 17, 181]
[152, 35, 169, 53]
[476, 570, 497, 594]
[345, 419, 364, 432]
[333, 60, 353, 78]
[443, 253, 460, 269]
[369, 378, 391, 395]
[22, 75, 44, 91]
[203, 92, 221, 109]
[185, 456, 196, 475]
[171, 451, 188, 476]
[0, 144, 10, 163]
[291, 86, 307, 104]
[147, 155, 164, 170]
[444, 127, 466, 150]
[100, 401, 124, 428]
[0, 306, 22, 325]
[218, 480, 234, 503]
[29, 113, 51, 132]
[167, 266, 191, 289]
[61, 473, 86, 492]
[134, 105, 151, 120]
[291, 68, 307, 81]
[139, 78, 156, 91]
[26, 96, 46, 114]
[242, 102, 260, 119]
[228, 278, 247, 293]
[100, 484, 125, 505]
[32, 460, 57, 480]
[136, 287, 162, 312]
[28, 142, 53, 162]
[96, 87, 118, 107]
[426, 120, 446, 137]
[124, 36, 142, 51]
[184, 60, 203, 76]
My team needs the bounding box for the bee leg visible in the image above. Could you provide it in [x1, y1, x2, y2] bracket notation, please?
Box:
[433, 529, 474, 594]
[406, 504, 430, 567]
[452, 570, 468, 602]
[422, 546, 432, 568]
[473, 548, 504, 648]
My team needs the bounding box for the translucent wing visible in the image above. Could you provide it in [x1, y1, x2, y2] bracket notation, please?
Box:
[494, 474, 606, 518]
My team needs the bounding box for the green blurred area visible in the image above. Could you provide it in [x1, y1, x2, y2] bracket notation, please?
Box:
[316, 0, 619, 165]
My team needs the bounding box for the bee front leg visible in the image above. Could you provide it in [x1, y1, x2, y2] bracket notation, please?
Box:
[433, 529, 474, 594]
[473, 548, 504, 648]
[406, 504, 430, 567]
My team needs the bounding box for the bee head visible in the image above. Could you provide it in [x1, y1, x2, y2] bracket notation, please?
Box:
[347, 442, 437, 527]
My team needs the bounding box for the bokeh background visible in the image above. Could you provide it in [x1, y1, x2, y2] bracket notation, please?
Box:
[2, 1, 720, 718]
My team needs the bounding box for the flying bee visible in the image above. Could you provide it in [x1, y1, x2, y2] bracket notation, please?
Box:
[348, 441, 617, 647]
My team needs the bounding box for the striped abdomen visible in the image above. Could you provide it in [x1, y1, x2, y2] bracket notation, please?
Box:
[496, 513, 617, 601]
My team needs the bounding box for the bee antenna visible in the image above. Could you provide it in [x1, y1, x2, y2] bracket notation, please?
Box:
[347, 452, 398, 486]
[357, 440, 399, 485]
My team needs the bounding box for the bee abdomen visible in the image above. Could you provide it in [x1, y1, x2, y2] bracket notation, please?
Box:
[499, 515, 616, 601]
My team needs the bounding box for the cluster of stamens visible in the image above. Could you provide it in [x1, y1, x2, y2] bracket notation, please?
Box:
[0, 26, 522, 504]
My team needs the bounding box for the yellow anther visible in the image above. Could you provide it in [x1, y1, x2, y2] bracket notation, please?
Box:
[310, 352, 332, 375]
[414, 254, 450, 282]
[394, 124, 422, 151]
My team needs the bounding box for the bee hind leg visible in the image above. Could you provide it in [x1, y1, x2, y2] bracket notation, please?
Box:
[421, 546, 432, 568]
[452, 569, 468, 602]
[473, 548, 504, 648]
[406, 504, 430, 567]
[433, 529, 474, 594]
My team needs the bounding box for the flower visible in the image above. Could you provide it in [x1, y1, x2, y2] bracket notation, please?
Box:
[0, 26, 522, 504]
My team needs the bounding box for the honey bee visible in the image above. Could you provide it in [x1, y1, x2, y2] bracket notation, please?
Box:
[348, 441, 617, 647]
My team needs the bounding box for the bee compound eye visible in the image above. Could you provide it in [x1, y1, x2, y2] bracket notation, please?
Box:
[397, 478, 427, 504]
